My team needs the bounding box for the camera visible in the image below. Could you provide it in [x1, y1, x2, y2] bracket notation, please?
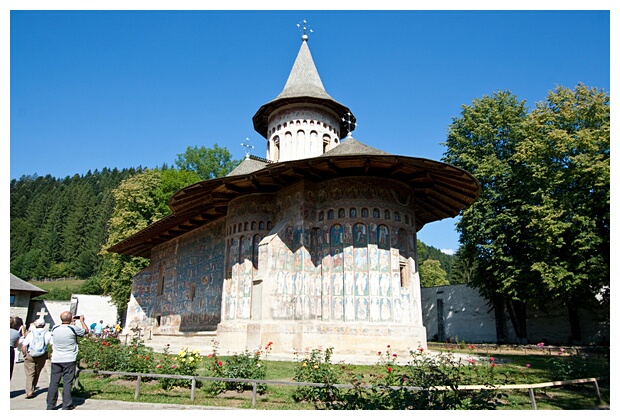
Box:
[73, 315, 81, 320]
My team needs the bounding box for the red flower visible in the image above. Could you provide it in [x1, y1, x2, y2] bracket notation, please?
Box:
[378, 351, 382, 355]
[171, 364, 177, 369]
[470, 344, 475, 349]
[387, 367, 393, 373]
[166, 344, 170, 347]
[387, 345, 391, 348]
[218, 361, 223, 366]
[156, 365, 162, 369]
[418, 347, 424, 352]
[489, 357, 494, 362]
[392, 353, 397, 358]
[93, 362, 98, 366]
[491, 363, 496, 367]
[207, 354, 213, 358]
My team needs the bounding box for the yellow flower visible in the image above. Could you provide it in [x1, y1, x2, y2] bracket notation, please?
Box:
[189, 356, 194, 362]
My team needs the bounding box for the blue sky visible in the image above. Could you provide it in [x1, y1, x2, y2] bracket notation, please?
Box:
[5, 3, 613, 254]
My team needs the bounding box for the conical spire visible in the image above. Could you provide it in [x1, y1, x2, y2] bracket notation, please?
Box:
[274, 38, 335, 101]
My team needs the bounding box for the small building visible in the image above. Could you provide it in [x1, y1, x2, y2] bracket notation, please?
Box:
[109, 30, 480, 358]
[10, 273, 47, 324]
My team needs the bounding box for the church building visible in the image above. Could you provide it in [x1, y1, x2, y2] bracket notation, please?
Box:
[108, 29, 480, 358]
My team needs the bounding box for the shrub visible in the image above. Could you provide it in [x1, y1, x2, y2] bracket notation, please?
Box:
[155, 345, 203, 390]
[203, 341, 271, 395]
[78, 335, 155, 375]
[318, 347, 506, 410]
[292, 346, 339, 403]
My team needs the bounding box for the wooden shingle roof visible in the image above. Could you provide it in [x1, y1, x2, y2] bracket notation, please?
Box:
[108, 137, 479, 258]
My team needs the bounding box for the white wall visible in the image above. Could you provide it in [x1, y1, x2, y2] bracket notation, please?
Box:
[421, 284, 609, 345]
[29, 294, 119, 330]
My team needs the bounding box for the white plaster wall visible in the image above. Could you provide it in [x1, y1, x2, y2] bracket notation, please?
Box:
[28, 294, 120, 330]
[422, 284, 497, 343]
[422, 284, 610, 345]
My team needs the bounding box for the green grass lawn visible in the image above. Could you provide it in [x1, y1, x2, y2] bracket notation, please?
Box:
[73, 350, 609, 410]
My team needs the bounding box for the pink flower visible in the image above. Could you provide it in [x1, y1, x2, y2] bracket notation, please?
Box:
[171, 364, 177, 369]
[418, 347, 424, 352]
[489, 357, 494, 362]
[468, 358, 475, 364]
[392, 353, 397, 358]
[526, 363, 531, 368]
[537, 342, 545, 348]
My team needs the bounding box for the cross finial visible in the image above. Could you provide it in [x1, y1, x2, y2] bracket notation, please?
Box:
[297, 19, 313, 41]
[342, 112, 356, 137]
[241, 137, 254, 159]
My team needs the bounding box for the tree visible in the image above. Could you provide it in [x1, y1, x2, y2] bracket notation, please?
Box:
[516, 84, 610, 341]
[174, 144, 241, 180]
[419, 259, 449, 288]
[99, 168, 202, 310]
[442, 85, 610, 344]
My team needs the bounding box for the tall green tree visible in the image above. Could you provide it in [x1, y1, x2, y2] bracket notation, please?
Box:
[443, 90, 534, 343]
[99, 168, 202, 310]
[442, 85, 609, 344]
[516, 84, 610, 341]
[175, 144, 241, 180]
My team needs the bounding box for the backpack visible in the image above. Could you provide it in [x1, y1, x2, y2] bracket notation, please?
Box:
[29, 329, 48, 357]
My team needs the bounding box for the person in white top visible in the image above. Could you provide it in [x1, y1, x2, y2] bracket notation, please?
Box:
[46, 312, 88, 410]
[21, 318, 52, 398]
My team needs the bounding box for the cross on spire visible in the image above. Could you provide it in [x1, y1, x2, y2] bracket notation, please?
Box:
[342, 112, 356, 137]
[297, 19, 313, 41]
[241, 137, 254, 159]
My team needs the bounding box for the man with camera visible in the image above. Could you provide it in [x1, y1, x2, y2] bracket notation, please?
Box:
[46, 311, 88, 410]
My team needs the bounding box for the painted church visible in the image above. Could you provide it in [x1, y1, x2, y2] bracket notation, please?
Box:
[108, 30, 480, 358]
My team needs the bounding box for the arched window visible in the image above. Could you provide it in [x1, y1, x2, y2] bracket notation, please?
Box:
[353, 223, 368, 248]
[378, 225, 390, 250]
[338, 208, 345, 218]
[327, 209, 334, 220]
[239, 236, 245, 264]
[252, 234, 261, 269]
[384, 210, 391, 220]
[394, 211, 400, 222]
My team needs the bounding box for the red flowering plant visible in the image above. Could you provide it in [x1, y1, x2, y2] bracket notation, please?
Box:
[203, 340, 272, 395]
[77, 335, 155, 375]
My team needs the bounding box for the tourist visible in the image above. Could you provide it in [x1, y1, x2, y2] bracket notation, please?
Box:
[94, 320, 104, 337]
[46, 312, 88, 410]
[21, 318, 51, 398]
[10, 317, 22, 379]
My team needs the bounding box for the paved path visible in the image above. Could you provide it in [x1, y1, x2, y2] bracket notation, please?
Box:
[9, 359, 229, 410]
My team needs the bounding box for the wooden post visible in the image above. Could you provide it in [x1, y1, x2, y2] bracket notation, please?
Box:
[528, 388, 537, 410]
[593, 379, 602, 403]
[191, 378, 196, 401]
[135, 375, 142, 400]
[252, 382, 257, 407]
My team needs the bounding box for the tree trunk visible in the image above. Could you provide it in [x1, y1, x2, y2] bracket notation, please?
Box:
[492, 297, 508, 344]
[506, 300, 528, 344]
[567, 305, 582, 345]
